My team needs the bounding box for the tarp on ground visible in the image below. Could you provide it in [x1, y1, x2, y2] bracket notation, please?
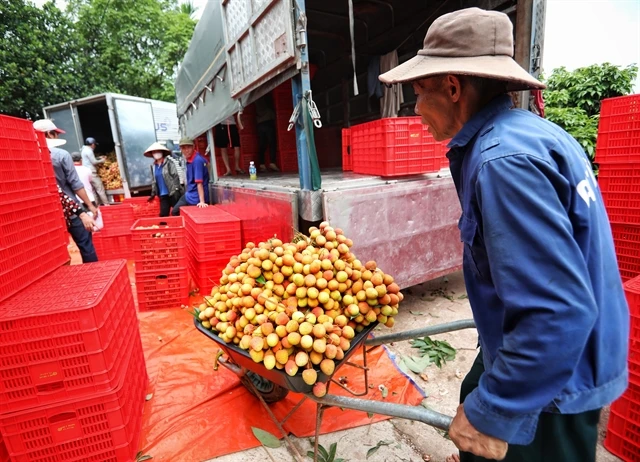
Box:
[137, 308, 426, 461]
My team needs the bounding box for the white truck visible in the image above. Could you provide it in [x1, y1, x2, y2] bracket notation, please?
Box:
[43, 93, 180, 198]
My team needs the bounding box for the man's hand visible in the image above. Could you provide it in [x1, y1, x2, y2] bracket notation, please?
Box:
[449, 405, 508, 460]
[89, 205, 100, 219]
[197, 201, 209, 208]
[79, 212, 96, 232]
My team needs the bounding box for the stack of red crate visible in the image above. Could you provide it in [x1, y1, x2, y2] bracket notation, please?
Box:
[131, 217, 189, 311]
[0, 261, 146, 462]
[181, 206, 242, 295]
[0, 115, 69, 303]
[604, 275, 640, 461]
[595, 94, 640, 281]
[93, 203, 135, 260]
[124, 196, 160, 219]
[350, 117, 448, 177]
[273, 81, 299, 172]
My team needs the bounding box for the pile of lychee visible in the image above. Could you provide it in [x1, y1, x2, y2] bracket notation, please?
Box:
[196, 222, 402, 397]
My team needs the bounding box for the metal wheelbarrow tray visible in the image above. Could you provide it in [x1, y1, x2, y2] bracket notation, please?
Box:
[194, 318, 378, 394]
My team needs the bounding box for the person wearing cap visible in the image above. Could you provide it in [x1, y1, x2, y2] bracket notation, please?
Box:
[144, 142, 183, 217]
[71, 151, 96, 207]
[380, 8, 628, 462]
[171, 137, 210, 216]
[33, 119, 99, 263]
[81, 137, 109, 205]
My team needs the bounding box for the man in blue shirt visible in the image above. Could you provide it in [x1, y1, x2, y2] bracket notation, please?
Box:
[381, 8, 629, 462]
[34, 119, 99, 263]
[171, 137, 210, 216]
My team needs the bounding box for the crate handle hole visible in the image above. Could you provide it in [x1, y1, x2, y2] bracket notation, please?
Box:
[49, 412, 76, 423]
[37, 381, 64, 394]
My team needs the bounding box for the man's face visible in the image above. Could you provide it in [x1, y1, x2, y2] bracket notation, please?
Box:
[196, 136, 208, 153]
[180, 145, 195, 157]
[412, 77, 456, 142]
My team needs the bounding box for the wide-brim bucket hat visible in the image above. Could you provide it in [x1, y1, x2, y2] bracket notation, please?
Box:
[379, 8, 545, 92]
[143, 142, 171, 158]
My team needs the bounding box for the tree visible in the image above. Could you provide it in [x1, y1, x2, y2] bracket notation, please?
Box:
[543, 63, 638, 160]
[0, 0, 196, 119]
[179, 1, 199, 18]
[0, 0, 91, 119]
[67, 0, 197, 101]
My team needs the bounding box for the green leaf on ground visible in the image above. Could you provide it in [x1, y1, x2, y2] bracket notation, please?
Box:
[251, 427, 281, 448]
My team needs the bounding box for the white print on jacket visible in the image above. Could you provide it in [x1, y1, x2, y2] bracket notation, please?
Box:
[577, 158, 598, 207]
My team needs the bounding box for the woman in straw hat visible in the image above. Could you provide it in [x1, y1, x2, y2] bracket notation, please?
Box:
[380, 7, 627, 462]
[144, 142, 183, 217]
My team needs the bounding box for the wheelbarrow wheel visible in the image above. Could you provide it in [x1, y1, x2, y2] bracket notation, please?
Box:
[241, 371, 290, 403]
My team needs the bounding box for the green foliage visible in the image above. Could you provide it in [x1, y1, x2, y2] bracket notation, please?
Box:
[307, 442, 346, 462]
[543, 63, 638, 160]
[409, 336, 456, 368]
[0, 0, 89, 119]
[0, 0, 196, 119]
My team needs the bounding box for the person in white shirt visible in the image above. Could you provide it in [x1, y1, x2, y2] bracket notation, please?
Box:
[81, 137, 109, 204]
[215, 115, 244, 176]
[71, 152, 96, 206]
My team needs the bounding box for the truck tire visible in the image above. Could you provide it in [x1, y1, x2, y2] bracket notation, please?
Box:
[241, 371, 289, 403]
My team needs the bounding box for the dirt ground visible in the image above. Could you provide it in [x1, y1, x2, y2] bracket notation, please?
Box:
[209, 271, 622, 462]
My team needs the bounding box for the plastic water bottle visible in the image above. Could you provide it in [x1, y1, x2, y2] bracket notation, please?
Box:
[249, 161, 257, 180]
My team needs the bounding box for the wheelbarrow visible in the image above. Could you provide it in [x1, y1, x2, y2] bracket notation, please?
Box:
[195, 318, 476, 462]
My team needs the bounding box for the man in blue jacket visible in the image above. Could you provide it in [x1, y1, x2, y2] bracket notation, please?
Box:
[381, 8, 629, 462]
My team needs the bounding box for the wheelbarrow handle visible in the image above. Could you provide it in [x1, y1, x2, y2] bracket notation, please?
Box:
[365, 319, 476, 347]
[309, 393, 453, 431]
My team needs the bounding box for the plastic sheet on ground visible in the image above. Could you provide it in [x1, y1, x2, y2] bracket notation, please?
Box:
[136, 308, 426, 461]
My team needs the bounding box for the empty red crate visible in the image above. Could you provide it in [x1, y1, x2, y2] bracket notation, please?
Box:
[100, 203, 135, 236]
[351, 117, 447, 177]
[93, 232, 133, 260]
[625, 277, 640, 317]
[342, 128, 352, 171]
[0, 194, 69, 303]
[189, 258, 228, 294]
[598, 163, 640, 193]
[136, 268, 189, 311]
[0, 261, 137, 413]
[131, 216, 187, 271]
[278, 149, 299, 173]
[1, 341, 146, 462]
[605, 410, 640, 461]
[123, 196, 160, 219]
[181, 206, 242, 253]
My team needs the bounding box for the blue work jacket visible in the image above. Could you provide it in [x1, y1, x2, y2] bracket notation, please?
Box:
[447, 95, 629, 445]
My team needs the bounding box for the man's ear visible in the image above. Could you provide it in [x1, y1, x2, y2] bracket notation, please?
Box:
[444, 75, 463, 103]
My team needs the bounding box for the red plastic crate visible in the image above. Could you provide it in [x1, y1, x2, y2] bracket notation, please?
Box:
[0, 261, 136, 412]
[181, 206, 242, 252]
[131, 216, 188, 271]
[0, 434, 7, 462]
[135, 268, 189, 311]
[351, 117, 447, 177]
[0, 115, 39, 144]
[0, 194, 69, 303]
[342, 128, 352, 171]
[1, 341, 146, 462]
[598, 163, 640, 193]
[99, 203, 135, 237]
[628, 277, 640, 317]
[93, 232, 133, 260]
[123, 196, 160, 219]
[605, 410, 640, 461]
[278, 148, 299, 173]
[189, 258, 228, 294]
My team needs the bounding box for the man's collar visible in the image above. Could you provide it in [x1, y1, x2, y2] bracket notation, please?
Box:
[448, 95, 514, 149]
[186, 151, 197, 162]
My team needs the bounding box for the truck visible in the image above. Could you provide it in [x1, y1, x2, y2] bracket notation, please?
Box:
[175, 0, 546, 289]
[43, 93, 181, 199]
